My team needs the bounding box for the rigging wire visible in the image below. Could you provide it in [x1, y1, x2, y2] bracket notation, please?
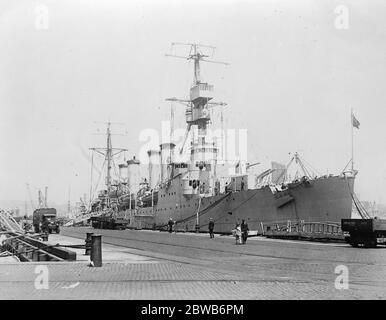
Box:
[111, 158, 119, 181]
[340, 159, 352, 173]
[346, 178, 371, 219]
[301, 158, 321, 177]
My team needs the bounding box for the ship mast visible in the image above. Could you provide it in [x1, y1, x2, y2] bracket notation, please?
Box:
[106, 122, 112, 189]
[351, 108, 354, 172]
[164, 43, 228, 202]
[350, 109, 360, 174]
[90, 121, 127, 200]
[165, 43, 228, 154]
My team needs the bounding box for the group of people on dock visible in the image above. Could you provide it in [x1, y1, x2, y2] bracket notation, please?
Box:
[233, 220, 249, 244]
[208, 218, 250, 244]
[167, 217, 249, 245]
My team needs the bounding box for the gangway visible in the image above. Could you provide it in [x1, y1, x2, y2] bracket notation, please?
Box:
[63, 211, 103, 227]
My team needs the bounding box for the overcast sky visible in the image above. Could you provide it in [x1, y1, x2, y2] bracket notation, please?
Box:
[1, 0, 386, 207]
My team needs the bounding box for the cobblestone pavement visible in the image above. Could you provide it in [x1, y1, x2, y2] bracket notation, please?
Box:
[0, 227, 385, 299]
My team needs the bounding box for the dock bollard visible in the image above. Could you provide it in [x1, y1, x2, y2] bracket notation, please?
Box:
[85, 232, 94, 255]
[32, 251, 38, 261]
[90, 235, 102, 267]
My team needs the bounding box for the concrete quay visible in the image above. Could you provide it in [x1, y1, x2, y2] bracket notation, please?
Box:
[0, 227, 385, 299]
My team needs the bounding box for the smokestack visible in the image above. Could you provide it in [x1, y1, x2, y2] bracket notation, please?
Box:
[160, 143, 176, 182]
[118, 163, 128, 183]
[147, 150, 161, 189]
[127, 156, 141, 194]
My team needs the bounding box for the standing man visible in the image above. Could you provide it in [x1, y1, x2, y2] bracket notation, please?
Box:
[41, 216, 49, 234]
[168, 218, 174, 233]
[21, 215, 28, 232]
[241, 219, 249, 244]
[208, 218, 215, 238]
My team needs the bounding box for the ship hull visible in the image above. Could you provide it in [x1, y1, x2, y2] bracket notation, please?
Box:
[129, 175, 355, 233]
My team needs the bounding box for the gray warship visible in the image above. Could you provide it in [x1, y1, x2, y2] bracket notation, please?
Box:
[87, 43, 356, 234]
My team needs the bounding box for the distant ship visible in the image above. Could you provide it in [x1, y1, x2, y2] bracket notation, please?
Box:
[87, 43, 356, 233]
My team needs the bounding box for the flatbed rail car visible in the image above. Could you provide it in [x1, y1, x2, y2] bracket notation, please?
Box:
[341, 218, 386, 248]
[90, 215, 128, 230]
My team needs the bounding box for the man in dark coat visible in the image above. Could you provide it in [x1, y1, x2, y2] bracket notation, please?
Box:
[42, 216, 50, 234]
[208, 218, 215, 238]
[241, 219, 249, 244]
[168, 218, 174, 233]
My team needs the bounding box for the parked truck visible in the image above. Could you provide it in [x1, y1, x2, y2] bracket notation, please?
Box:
[90, 210, 128, 230]
[33, 208, 60, 234]
[341, 218, 386, 248]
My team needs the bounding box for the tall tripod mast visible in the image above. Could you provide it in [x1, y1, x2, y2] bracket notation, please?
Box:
[90, 121, 127, 193]
[106, 122, 112, 189]
[165, 43, 228, 154]
[166, 42, 228, 85]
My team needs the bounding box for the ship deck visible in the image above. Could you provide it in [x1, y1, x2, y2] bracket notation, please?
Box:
[0, 226, 385, 299]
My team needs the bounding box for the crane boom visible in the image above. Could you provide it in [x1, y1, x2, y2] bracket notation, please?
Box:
[44, 186, 48, 207]
[26, 183, 35, 213]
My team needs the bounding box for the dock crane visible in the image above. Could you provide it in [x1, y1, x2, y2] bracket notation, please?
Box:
[26, 183, 35, 215]
[37, 186, 48, 209]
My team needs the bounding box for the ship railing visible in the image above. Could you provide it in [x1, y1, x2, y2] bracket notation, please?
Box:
[262, 220, 342, 236]
[296, 221, 342, 235]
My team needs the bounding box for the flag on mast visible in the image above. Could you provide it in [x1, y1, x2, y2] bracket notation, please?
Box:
[351, 112, 360, 129]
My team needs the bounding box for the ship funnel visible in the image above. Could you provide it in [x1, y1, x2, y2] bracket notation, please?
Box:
[160, 143, 176, 182]
[118, 163, 128, 183]
[147, 150, 161, 189]
[127, 156, 141, 194]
